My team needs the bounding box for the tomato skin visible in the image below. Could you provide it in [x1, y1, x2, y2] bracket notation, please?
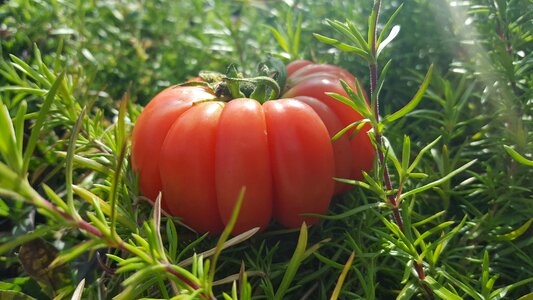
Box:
[286, 59, 313, 76]
[131, 86, 216, 207]
[159, 101, 226, 234]
[263, 99, 334, 227]
[293, 96, 353, 194]
[287, 62, 358, 89]
[215, 99, 272, 234]
[284, 73, 375, 181]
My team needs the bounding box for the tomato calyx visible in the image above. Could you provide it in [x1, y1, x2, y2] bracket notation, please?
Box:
[218, 75, 280, 102]
[211, 64, 280, 103]
[181, 60, 287, 104]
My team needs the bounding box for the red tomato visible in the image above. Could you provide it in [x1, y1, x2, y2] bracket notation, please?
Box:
[283, 60, 375, 183]
[131, 61, 374, 234]
[286, 59, 313, 76]
[132, 91, 334, 234]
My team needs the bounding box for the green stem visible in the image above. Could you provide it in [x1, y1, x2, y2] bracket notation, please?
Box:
[223, 76, 281, 103]
[369, 1, 433, 298]
[18, 179, 206, 295]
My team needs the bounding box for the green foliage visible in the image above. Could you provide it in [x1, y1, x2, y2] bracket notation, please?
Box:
[0, 0, 531, 299]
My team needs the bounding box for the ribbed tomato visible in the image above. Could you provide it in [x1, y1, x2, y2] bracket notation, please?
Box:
[131, 61, 374, 234]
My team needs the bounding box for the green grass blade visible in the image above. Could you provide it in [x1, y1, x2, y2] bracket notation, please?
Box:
[396, 281, 418, 300]
[481, 251, 491, 297]
[55, 151, 108, 174]
[22, 71, 65, 175]
[274, 222, 308, 300]
[0, 100, 22, 172]
[9, 54, 51, 88]
[42, 184, 68, 212]
[517, 292, 533, 300]
[0, 86, 47, 96]
[407, 136, 442, 174]
[109, 108, 128, 238]
[13, 101, 26, 157]
[412, 211, 446, 227]
[384, 64, 434, 124]
[503, 145, 533, 166]
[495, 219, 533, 241]
[314, 252, 344, 269]
[413, 221, 454, 247]
[346, 19, 369, 50]
[266, 25, 289, 53]
[313, 34, 373, 62]
[386, 146, 403, 178]
[65, 105, 86, 219]
[379, 215, 417, 256]
[419, 216, 466, 264]
[72, 185, 136, 231]
[208, 187, 247, 296]
[331, 119, 369, 142]
[330, 252, 355, 300]
[368, 8, 377, 52]
[401, 135, 411, 174]
[438, 269, 481, 299]
[291, 14, 302, 58]
[372, 59, 392, 112]
[424, 276, 462, 300]
[166, 219, 178, 263]
[377, 3, 404, 46]
[286, 9, 293, 44]
[401, 159, 477, 200]
[492, 278, 533, 299]
[327, 19, 365, 49]
[340, 79, 373, 118]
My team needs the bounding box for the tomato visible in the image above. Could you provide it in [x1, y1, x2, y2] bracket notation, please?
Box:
[131, 60, 374, 234]
[132, 90, 334, 234]
[283, 60, 374, 184]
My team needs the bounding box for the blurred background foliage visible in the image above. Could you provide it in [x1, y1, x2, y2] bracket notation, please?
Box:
[0, 0, 532, 299]
[1, 0, 464, 105]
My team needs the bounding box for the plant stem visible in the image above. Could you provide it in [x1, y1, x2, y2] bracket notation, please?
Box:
[371, 1, 381, 56]
[369, 0, 403, 231]
[30, 186, 104, 238]
[369, 64, 403, 226]
[25, 181, 206, 295]
[369, 0, 432, 298]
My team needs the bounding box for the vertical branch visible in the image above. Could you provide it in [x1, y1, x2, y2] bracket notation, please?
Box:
[368, 0, 404, 231]
[371, 0, 381, 56]
[368, 1, 432, 298]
